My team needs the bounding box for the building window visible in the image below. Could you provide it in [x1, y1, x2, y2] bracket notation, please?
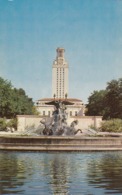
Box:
[48, 111, 50, 116]
[75, 111, 77, 116]
[43, 111, 45, 116]
[70, 111, 72, 116]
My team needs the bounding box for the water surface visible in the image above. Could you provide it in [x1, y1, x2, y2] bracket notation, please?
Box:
[0, 151, 122, 195]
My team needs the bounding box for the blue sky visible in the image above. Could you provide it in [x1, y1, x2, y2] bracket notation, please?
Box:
[0, 0, 122, 103]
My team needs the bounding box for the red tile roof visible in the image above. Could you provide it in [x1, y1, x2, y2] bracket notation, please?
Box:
[37, 98, 82, 102]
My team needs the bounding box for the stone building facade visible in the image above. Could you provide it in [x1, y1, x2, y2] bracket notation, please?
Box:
[36, 98, 85, 117]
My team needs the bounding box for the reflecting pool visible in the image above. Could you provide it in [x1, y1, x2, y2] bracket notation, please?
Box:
[0, 151, 122, 195]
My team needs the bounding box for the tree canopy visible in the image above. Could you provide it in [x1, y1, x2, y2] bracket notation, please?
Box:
[0, 77, 37, 118]
[86, 78, 122, 119]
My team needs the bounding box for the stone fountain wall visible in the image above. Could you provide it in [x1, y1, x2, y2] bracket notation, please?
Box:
[17, 115, 102, 133]
[1, 136, 122, 151]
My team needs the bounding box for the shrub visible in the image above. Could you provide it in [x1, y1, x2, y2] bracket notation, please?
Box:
[0, 118, 7, 131]
[0, 118, 18, 131]
[7, 118, 18, 130]
[100, 119, 122, 132]
[89, 124, 98, 131]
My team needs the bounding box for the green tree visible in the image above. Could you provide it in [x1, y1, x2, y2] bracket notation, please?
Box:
[86, 78, 122, 119]
[86, 90, 106, 117]
[105, 78, 122, 119]
[0, 77, 36, 118]
[0, 77, 13, 117]
[9, 88, 35, 117]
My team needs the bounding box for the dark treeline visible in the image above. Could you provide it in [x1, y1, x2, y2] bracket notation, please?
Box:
[0, 77, 37, 118]
[86, 78, 122, 119]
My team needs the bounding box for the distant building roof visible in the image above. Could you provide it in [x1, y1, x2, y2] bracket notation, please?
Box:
[37, 98, 83, 102]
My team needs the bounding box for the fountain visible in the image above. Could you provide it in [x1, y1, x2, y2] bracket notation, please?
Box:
[40, 99, 82, 136]
[1, 99, 122, 151]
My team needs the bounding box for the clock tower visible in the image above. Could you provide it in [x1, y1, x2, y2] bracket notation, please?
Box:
[52, 48, 68, 99]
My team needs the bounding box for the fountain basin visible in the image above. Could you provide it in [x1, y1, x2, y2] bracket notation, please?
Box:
[0, 136, 122, 151]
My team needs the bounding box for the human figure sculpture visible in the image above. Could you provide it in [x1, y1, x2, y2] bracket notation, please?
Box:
[40, 100, 81, 136]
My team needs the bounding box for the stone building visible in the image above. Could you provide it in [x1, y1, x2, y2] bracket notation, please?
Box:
[36, 48, 85, 117]
[36, 97, 85, 117]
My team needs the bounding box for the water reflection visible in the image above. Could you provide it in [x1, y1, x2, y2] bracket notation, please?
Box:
[0, 151, 122, 194]
[48, 154, 70, 194]
[0, 152, 25, 194]
[87, 152, 122, 194]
